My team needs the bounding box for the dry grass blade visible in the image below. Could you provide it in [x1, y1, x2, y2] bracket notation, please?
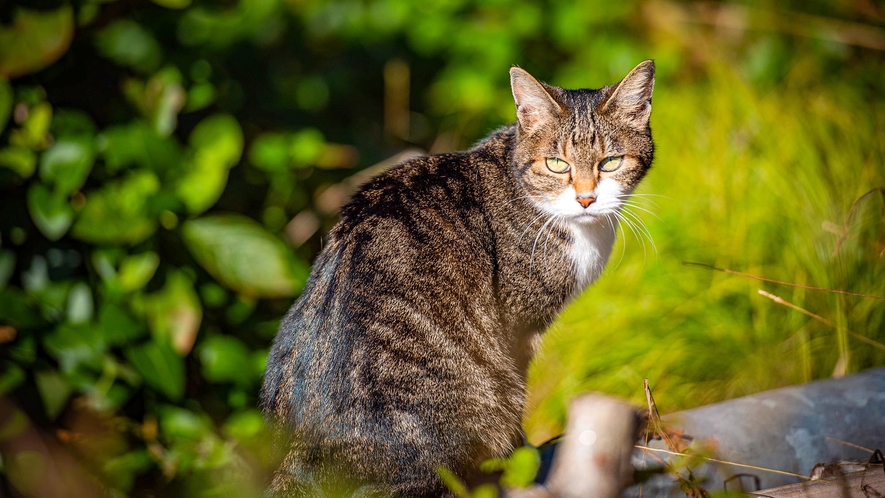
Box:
[825, 437, 875, 454]
[757, 290, 885, 353]
[684, 262, 885, 301]
[643, 380, 707, 497]
[644, 379, 692, 453]
[832, 187, 885, 258]
[634, 446, 810, 480]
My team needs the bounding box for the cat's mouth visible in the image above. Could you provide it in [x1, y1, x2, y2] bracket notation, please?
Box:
[573, 211, 603, 224]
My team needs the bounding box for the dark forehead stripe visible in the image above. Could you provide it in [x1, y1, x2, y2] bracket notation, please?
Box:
[560, 88, 605, 148]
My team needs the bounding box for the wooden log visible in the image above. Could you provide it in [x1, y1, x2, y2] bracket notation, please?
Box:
[750, 467, 885, 498]
[508, 393, 640, 498]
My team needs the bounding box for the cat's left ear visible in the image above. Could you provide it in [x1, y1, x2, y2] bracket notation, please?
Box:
[600, 60, 655, 130]
[510, 67, 563, 131]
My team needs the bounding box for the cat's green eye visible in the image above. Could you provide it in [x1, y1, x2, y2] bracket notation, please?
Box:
[545, 157, 570, 173]
[599, 156, 624, 172]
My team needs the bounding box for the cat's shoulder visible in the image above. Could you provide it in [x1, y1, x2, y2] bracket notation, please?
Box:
[340, 128, 513, 214]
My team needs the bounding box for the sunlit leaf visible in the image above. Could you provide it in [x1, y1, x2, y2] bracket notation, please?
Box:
[71, 170, 160, 245]
[65, 282, 93, 324]
[35, 369, 72, 420]
[184, 82, 215, 112]
[27, 183, 73, 241]
[181, 214, 308, 298]
[289, 128, 325, 166]
[222, 409, 266, 440]
[117, 252, 160, 292]
[471, 484, 498, 498]
[94, 20, 163, 74]
[437, 466, 470, 498]
[500, 446, 539, 488]
[123, 67, 186, 136]
[175, 114, 243, 214]
[247, 132, 289, 172]
[39, 137, 95, 195]
[10, 102, 52, 150]
[135, 269, 202, 356]
[159, 405, 212, 439]
[124, 340, 185, 400]
[197, 335, 253, 385]
[252, 349, 268, 380]
[0, 145, 36, 179]
[0, 6, 74, 78]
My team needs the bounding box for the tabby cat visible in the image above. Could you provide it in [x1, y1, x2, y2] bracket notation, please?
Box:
[261, 60, 656, 497]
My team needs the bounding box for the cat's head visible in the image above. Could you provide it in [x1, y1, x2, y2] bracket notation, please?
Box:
[509, 61, 655, 225]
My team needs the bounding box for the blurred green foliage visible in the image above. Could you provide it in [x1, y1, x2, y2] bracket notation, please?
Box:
[0, 0, 883, 495]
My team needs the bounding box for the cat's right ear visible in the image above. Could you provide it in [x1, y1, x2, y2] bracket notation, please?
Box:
[599, 60, 655, 131]
[510, 67, 562, 131]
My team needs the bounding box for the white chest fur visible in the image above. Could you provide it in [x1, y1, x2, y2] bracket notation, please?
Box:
[568, 220, 616, 291]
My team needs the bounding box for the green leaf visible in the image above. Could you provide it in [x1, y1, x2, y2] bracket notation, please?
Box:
[252, 349, 267, 380]
[27, 183, 73, 241]
[0, 145, 37, 178]
[222, 409, 266, 440]
[98, 121, 183, 173]
[197, 335, 253, 385]
[98, 302, 146, 346]
[39, 137, 95, 195]
[94, 20, 163, 74]
[124, 340, 185, 400]
[50, 109, 96, 138]
[0, 7, 74, 78]
[117, 252, 160, 292]
[437, 466, 470, 498]
[248, 132, 289, 172]
[123, 67, 185, 136]
[10, 102, 52, 150]
[0, 361, 26, 394]
[35, 369, 73, 420]
[135, 269, 202, 355]
[175, 114, 243, 214]
[184, 82, 215, 112]
[71, 170, 160, 245]
[471, 484, 498, 498]
[0, 288, 42, 329]
[159, 405, 211, 439]
[65, 282, 93, 324]
[43, 322, 107, 372]
[103, 450, 153, 492]
[181, 214, 308, 298]
[500, 446, 540, 488]
[289, 128, 325, 166]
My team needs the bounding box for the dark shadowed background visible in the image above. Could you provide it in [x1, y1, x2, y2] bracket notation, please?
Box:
[0, 0, 883, 496]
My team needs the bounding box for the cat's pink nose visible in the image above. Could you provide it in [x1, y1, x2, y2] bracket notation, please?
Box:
[576, 196, 596, 208]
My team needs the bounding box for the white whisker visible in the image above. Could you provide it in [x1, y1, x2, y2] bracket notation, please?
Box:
[530, 215, 557, 275]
